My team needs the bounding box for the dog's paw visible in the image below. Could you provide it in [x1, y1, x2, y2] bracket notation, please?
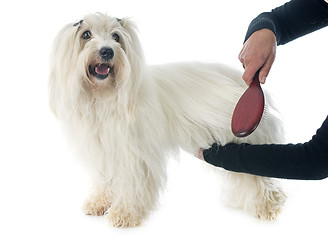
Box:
[83, 191, 112, 216]
[255, 187, 287, 221]
[106, 207, 142, 228]
[256, 208, 280, 221]
[83, 200, 109, 216]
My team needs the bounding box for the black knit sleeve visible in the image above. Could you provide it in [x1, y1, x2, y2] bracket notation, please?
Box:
[203, 116, 328, 180]
[244, 0, 328, 45]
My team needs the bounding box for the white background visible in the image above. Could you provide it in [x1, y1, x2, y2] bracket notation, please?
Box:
[1, 0, 328, 239]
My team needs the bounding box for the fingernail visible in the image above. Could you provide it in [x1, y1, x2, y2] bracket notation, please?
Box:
[260, 76, 266, 84]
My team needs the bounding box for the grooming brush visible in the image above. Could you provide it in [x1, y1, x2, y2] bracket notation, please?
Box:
[231, 71, 265, 137]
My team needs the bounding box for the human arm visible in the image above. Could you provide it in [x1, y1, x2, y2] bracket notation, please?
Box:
[240, 0, 328, 85]
[200, 116, 328, 180]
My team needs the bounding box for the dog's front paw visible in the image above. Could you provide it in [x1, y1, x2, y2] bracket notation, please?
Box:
[83, 200, 109, 216]
[83, 189, 112, 216]
[106, 207, 142, 228]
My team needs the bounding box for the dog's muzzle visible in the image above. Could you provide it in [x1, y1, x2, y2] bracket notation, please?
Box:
[88, 47, 115, 80]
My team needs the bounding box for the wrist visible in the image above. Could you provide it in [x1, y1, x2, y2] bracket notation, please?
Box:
[244, 12, 277, 43]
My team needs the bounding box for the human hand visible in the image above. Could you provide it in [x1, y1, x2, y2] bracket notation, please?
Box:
[238, 29, 277, 86]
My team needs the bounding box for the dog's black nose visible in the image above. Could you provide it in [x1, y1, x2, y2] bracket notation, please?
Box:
[99, 47, 114, 61]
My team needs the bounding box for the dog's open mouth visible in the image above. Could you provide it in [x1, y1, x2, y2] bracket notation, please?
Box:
[88, 63, 114, 80]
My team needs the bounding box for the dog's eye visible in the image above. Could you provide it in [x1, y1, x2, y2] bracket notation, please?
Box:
[112, 33, 120, 43]
[82, 30, 92, 40]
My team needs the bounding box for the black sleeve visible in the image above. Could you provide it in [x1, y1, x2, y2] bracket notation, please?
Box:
[244, 0, 328, 45]
[203, 116, 328, 180]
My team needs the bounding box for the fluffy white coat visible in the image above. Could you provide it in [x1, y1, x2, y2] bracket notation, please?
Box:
[49, 13, 286, 227]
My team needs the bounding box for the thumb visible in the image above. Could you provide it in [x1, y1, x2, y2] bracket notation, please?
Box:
[258, 53, 275, 84]
[242, 63, 262, 86]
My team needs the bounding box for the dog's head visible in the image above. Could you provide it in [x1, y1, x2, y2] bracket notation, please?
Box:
[49, 13, 144, 117]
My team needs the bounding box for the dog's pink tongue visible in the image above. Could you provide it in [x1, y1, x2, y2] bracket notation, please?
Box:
[96, 64, 109, 75]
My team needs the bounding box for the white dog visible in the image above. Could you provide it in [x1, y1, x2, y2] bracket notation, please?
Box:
[49, 13, 287, 227]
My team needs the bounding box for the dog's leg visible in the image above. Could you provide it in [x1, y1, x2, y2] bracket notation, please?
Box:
[223, 172, 287, 220]
[83, 180, 113, 216]
[105, 156, 165, 228]
[253, 176, 287, 220]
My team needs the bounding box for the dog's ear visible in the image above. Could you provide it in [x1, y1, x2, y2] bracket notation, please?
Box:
[73, 20, 83, 27]
[117, 17, 138, 32]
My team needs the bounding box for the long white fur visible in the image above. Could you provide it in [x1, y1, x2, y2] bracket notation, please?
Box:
[49, 13, 286, 227]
